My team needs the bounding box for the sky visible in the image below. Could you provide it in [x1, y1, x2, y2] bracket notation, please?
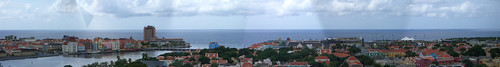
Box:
[0, 0, 499, 30]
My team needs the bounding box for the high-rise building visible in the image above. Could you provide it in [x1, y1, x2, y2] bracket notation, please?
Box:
[144, 25, 156, 41]
[5, 35, 16, 40]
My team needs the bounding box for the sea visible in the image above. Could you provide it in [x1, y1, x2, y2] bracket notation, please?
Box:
[1, 29, 499, 49]
[1, 29, 500, 67]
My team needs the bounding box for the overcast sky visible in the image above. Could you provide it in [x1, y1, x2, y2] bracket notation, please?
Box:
[0, 0, 499, 30]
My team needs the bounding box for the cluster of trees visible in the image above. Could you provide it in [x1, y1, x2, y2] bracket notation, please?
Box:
[463, 45, 486, 56]
[82, 54, 155, 67]
[404, 50, 418, 57]
[198, 46, 239, 64]
[168, 60, 194, 67]
[489, 48, 500, 58]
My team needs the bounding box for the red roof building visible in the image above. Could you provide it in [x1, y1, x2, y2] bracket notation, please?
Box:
[210, 59, 227, 64]
[319, 49, 331, 55]
[332, 52, 351, 57]
[346, 56, 363, 67]
[315, 56, 330, 64]
[205, 53, 218, 59]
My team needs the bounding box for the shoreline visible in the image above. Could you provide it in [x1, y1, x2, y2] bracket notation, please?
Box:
[0, 47, 192, 61]
[0, 54, 60, 61]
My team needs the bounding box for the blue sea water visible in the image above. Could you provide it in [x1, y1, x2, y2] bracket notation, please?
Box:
[0, 29, 499, 48]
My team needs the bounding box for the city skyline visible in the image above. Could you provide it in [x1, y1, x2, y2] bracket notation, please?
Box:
[0, 0, 499, 30]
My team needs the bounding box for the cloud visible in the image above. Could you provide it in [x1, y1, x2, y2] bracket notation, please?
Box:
[408, 1, 478, 18]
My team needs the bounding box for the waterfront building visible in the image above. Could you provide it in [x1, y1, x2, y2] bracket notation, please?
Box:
[5, 35, 16, 40]
[77, 43, 85, 52]
[62, 42, 78, 53]
[209, 42, 219, 49]
[144, 25, 157, 41]
[324, 37, 364, 47]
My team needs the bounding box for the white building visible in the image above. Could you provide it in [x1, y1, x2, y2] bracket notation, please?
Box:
[111, 41, 120, 50]
[62, 42, 78, 53]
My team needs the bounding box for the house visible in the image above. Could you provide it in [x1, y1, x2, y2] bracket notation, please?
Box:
[365, 49, 386, 56]
[275, 62, 310, 67]
[436, 54, 455, 65]
[315, 56, 330, 64]
[387, 49, 407, 57]
[241, 62, 252, 67]
[210, 59, 228, 64]
[346, 56, 363, 67]
[332, 52, 351, 58]
[416, 59, 433, 67]
[205, 53, 218, 59]
[319, 49, 331, 55]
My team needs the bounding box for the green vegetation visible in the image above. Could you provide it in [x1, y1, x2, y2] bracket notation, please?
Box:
[404, 50, 418, 57]
[348, 47, 361, 54]
[447, 50, 460, 57]
[464, 45, 486, 56]
[356, 55, 375, 65]
[83, 54, 152, 67]
[64, 65, 72, 67]
[490, 48, 500, 58]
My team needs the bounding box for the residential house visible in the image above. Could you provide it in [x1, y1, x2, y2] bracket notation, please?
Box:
[319, 49, 331, 55]
[315, 56, 330, 64]
[387, 49, 407, 57]
[205, 53, 218, 59]
[346, 56, 363, 67]
[275, 62, 310, 67]
[436, 54, 455, 65]
[332, 52, 351, 58]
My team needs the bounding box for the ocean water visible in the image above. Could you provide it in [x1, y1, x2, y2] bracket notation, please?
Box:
[1, 29, 499, 48]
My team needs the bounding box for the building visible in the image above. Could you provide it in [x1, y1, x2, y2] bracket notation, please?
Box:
[315, 56, 330, 64]
[387, 49, 407, 57]
[77, 43, 85, 52]
[62, 42, 78, 53]
[5, 35, 16, 40]
[275, 62, 310, 67]
[144, 25, 156, 41]
[209, 42, 219, 49]
[319, 49, 331, 55]
[346, 56, 363, 67]
[205, 53, 218, 59]
[332, 52, 351, 58]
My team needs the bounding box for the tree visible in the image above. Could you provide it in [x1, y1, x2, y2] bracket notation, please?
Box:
[211, 63, 219, 67]
[64, 65, 72, 67]
[348, 47, 361, 54]
[404, 51, 418, 57]
[447, 50, 460, 57]
[464, 45, 486, 56]
[258, 48, 278, 58]
[238, 48, 253, 56]
[489, 48, 500, 58]
[198, 56, 210, 64]
[459, 48, 466, 52]
[169, 61, 183, 67]
[356, 55, 375, 65]
[125, 62, 147, 67]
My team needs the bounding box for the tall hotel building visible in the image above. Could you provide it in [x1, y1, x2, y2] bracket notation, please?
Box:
[144, 25, 157, 41]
